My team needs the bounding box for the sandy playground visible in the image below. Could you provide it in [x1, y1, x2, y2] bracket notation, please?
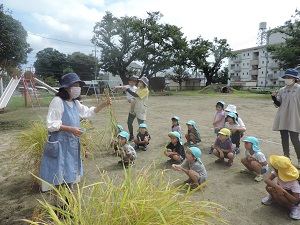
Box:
[0, 93, 299, 225]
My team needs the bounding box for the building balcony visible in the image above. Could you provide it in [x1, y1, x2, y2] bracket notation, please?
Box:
[233, 56, 242, 63]
[268, 74, 279, 80]
[268, 63, 279, 70]
[251, 75, 258, 81]
[250, 59, 259, 66]
[232, 66, 241, 72]
[230, 75, 241, 81]
[249, 70, 258, 75]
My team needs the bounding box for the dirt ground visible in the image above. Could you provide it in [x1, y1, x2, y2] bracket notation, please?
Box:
[1, 93, 300, 225]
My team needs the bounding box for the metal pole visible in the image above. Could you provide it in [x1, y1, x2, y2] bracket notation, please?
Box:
[265, 52, 268, 87]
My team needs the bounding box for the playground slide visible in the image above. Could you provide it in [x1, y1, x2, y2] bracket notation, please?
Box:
[0, 77, 20, 109]
[34, 78, 58, 94]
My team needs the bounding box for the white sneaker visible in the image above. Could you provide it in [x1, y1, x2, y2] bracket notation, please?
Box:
[261, 195, 276, 205]
[290, 206, 300, 220]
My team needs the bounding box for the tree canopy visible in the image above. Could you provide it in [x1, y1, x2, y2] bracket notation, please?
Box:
[33, 47, 68, 81]
[0, 4, 32, 75]
[92, 11, 188, 84]
[266, 10, 300, 69]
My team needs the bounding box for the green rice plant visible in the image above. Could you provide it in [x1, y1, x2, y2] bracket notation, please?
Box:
[23, 165, 227, 224]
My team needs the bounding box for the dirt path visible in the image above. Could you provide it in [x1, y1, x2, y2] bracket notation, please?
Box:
[0, 94, 298, 224]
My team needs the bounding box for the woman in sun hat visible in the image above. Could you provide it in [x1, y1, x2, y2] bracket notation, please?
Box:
[172, 146, 207, 189]
[262, 155, 300, 220]
[40, 73, 111, 195]
[272, 68, 300, 168]
[122, 76, 149, 141]
[240, 136, 268, 182]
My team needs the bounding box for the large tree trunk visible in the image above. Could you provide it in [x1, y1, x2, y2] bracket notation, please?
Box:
[205, 73, 212, 86]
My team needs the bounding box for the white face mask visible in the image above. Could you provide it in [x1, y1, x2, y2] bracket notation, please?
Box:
[285, 79, 295, 86]
[70, 87, 81, 99]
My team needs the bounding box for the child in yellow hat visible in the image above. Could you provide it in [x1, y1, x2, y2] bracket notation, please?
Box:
[262, 155, 300, 220]
[212, 128, 235, 166]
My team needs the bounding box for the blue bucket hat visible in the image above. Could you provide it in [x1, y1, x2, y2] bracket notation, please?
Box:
[243, 136, 261, 152]
[216, 100, 225, 108]
[139, 123, 147, 129]
[186, 120, 198, 132]
[187, 147, 202, 163]
[117, 124, 123, 132]
[138, 76, 149, 87]
[171, 116, 180, 125]
[60, 73, 85, 88]
[118, 131, 129, 141]
[282, 68, 299, 79]
[227, 112, 238, 124]
[168, 131, 182, 145]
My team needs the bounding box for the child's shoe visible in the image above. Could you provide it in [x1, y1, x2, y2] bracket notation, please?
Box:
[134, 145, 139, 150]
[128, 136, 134, 142]
[254, 174, 264, 182]
[235, 147, 240, 154]
[209, 146, 214, 154]
[290, 206, 300, 220]
[240, 168, 255, 174]
[226, 160, 233, 167]
[143, 145, 148, 151]
[261, 195, 276, 205]
[215, 158, 224, 163]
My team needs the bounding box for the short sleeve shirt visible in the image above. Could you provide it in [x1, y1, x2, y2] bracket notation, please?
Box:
[214, 138, 233, 152]
[181, 160, 207, 178]
[271, 170, 300, 195]
[245, 151, 268, 171]
[123, 143, 137, 159]
[136, 132, 151, 142]
[166, 142, 185, 159]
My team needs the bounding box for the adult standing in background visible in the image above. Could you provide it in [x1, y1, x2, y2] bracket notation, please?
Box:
[272, 68, 300, 168]
[122, 76, 149, 141]
[39, 73, 111, 194]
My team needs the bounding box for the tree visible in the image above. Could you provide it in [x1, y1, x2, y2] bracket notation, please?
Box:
[266, 10, 300, 69]
[212, 67, 229, 84]
[0, 4, 32, 75]
[189, 37, 235, 86]
[67, 52, 99, 81]
[91, 11, 187, 84]
[33, 47, 68, 81]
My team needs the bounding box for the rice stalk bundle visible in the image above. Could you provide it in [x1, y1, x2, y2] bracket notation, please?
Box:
[24, 165, 227, 224]
[104, 88, 119, 150]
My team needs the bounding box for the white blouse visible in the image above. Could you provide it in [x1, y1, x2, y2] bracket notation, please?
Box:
[46, 97, 96, 132]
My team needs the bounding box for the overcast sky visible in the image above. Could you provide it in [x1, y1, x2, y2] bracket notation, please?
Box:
[2, 0, 300, 69]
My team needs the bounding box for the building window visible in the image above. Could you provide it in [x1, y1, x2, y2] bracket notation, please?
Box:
[261, 81, 263, 84]
[248, 53, 249, 56]
[273, 81, 276, 85]
[244, 54, 245, 56]
[247, 63, 249, 65]
[247, 72, 248, 75]
[262, 61, 264, 64]
[274, 71, 277, 74]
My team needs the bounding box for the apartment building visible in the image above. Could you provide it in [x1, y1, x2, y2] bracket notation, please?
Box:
[228, 46, 285, 89]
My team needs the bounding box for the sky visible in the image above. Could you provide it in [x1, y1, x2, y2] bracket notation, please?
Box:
[2, 0, 300, 69]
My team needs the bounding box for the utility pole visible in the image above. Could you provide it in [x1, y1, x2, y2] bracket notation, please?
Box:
[92, 46, 99, 81]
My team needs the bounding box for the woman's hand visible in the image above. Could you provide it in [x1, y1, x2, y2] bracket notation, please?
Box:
[71, 127, 84, 138]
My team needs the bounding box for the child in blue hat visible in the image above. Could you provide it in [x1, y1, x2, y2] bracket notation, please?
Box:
[240, 136, 268, 182]
[224, 112, 246, 154]
[171, 116, 181, 137]
[164, 131, 185, 163]
[118, 131, 137, 168]
[133, 123, 151, 151]
[184, 120, 201, 147]
[172, 147, 207, 189]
